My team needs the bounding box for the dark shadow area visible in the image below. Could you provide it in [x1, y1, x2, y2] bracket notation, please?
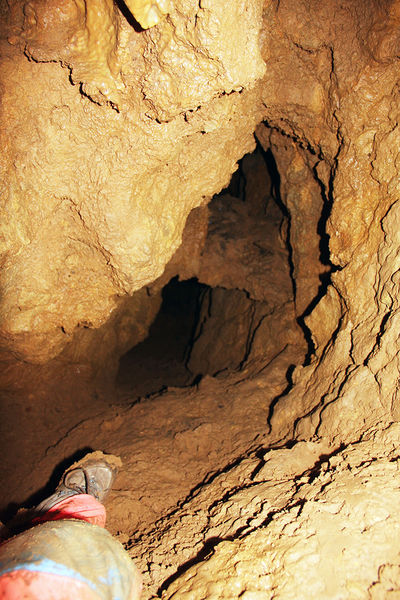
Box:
[220, 159, 246, 200]
[256, 142, 318, 366]
[258, 145, 296, 299]
[114, 0, 144, 31]
[116, 277, 208, 398]
[256, 132, 336, 366]
[116, 142, 308, 404]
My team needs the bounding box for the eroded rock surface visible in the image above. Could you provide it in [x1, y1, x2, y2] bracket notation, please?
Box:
[0, 0, 265, 365]
[159, 425, 400, 599]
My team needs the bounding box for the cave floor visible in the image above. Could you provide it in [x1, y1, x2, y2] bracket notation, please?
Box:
[0, 343, 300, 541]
[1, 343, 400, 599]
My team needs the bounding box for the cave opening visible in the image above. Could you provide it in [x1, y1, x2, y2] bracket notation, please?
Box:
[2, 0, 399, 593]
[0, 138, 315, 523]
[117, 276, 208, 397]
[115, 142, 305, 404]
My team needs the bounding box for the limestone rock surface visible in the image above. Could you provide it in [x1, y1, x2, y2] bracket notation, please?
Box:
[0, 0, 265, 364]
[160, 425, 400, 600]
[259, 0, 400, 447]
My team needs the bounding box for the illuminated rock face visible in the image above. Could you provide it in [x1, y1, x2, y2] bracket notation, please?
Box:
[157, 425, 400, 599]
[256, 0, 400, 445]
[0, 0, 265, 362]
[1, 0, 400, 597]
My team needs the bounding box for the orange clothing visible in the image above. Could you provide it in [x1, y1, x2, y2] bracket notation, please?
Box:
[0, 495, 141, 600]
[0, 570, 100, 600]
[32, 494, 106, 528]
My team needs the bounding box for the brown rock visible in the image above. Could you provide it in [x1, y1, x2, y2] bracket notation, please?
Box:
[0, 1, 264, 363]
[1, 0, 400, 597]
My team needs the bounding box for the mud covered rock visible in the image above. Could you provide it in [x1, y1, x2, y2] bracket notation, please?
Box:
[1, 0, 400, 597]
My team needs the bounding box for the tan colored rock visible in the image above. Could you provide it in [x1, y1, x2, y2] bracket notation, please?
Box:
[149, 205, 210, 293]
[60, 287, 163, 385]
[186, 287, 260, 376]
[255, 0, 400, 447]
[7, 0, 123, 106]
[304, 284, 344, 359]
[124, 0, 171, 30]
[160, 426, 400, 600]
[141, 0, 266, 120]
[173, 154, 307, 378]
[2, 0, 400, 597]
[257, 126, 329, 318]
[197, 192, 291, 307]
[0, 0, 265, 364]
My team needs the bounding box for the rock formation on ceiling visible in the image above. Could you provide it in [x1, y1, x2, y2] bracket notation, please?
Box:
[1, 0, 400, 597]
[0, 0, 265, 365]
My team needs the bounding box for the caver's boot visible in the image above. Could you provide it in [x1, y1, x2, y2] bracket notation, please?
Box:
[0, 451, 143, 600]
[35, 450, 122, 514]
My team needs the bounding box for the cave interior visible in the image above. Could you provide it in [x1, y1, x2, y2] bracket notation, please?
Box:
[1, 0, 400, 597]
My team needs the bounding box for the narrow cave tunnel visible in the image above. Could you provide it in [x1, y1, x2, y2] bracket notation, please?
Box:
[115, 144, 302, 405]
[1, 0, 400, 597]
[1, 140, 304, 506]
[117, 276, 209, 396]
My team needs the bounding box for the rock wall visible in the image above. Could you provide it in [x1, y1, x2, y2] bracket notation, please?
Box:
[0, 0, 265, 366]
[2, 0, 399, 441]
[257, 0, 400, 445]
[155, 424, 400, 599]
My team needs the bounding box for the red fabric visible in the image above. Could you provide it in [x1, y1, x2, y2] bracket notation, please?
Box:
[0, 570, 100, 600]
[32, 494, 106, 528]
[0, 496, 108, 599]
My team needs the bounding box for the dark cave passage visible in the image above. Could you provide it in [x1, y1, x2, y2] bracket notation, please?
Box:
[115, 143, 311, 402]
[0, 138, 330, 534]
[116, 276, 207, 397]
[116, 276, 278, 400]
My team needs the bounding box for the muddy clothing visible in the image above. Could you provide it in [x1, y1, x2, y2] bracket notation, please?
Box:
[0, 497, 141, 600]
